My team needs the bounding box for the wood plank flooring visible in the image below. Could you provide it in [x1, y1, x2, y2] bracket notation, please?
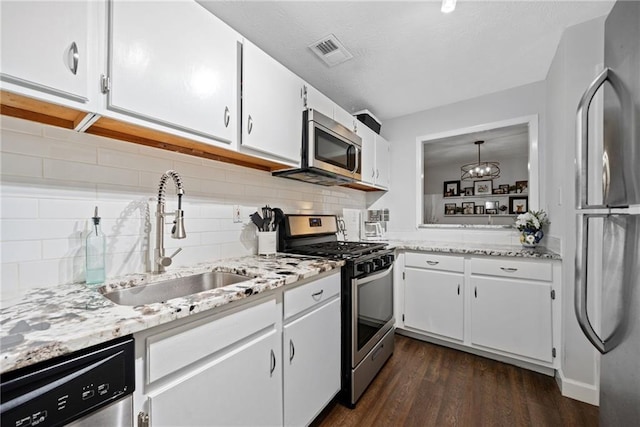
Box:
[313, 334, 598, 427]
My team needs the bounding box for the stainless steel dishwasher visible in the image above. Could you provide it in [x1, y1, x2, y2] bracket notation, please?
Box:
[1, 335, 135, 427]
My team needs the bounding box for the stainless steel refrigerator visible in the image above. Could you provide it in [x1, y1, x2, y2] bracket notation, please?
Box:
[574, 1, 640, 425]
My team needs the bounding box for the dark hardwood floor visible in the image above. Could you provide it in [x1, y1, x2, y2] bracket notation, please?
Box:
[314, 334, 598, 427]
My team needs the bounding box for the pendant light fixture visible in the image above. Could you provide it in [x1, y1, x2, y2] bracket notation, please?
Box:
[441, 0, 457, 13]
[460, 140, 500, 181]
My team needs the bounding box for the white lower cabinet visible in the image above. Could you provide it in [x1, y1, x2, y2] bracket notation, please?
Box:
[148, 329, 282, 426]
[134, 271, 341, 427]
[404, 268, 463, 341]
[283, 274, 341, 427]
[470, 275, 553, 362]
[400, 252, 558, 369]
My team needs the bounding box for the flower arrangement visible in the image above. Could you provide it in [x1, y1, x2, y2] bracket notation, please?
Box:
[515, 210, 549, 247]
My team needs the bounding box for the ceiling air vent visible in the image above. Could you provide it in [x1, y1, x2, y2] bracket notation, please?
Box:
[309, 34, 353, 67]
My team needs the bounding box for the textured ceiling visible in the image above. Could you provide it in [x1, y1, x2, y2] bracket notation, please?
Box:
[198, 1, 614, 121]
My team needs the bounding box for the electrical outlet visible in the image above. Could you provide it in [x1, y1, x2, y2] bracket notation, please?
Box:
[233, 205, 242, 223]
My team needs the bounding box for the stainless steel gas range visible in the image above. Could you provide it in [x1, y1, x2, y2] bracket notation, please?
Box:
[278, 214, 395, 407]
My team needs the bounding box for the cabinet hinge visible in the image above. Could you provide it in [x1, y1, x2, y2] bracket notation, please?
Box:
[137, 412, 149, 427]
[100, 74, 111, 94]
[551, 289, 556, 300]
[302, 85, 308, 107]
[552, 347, 556, 358]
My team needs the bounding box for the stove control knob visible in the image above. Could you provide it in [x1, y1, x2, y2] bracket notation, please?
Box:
[373, 258, 384, 268]
[384, 254, 395, 265]
[357, 262, 373, 274]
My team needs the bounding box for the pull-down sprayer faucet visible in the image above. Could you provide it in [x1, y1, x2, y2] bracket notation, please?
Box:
[154, 170, 186, 273]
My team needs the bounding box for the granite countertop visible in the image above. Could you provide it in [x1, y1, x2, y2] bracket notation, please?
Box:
[0, 254, 343, 374]
[388, 240, 561, 260]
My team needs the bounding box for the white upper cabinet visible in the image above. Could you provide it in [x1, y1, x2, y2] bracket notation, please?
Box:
[304, 84, 334, 119]
[357, 124, 389, 189]
[241, 39, 303, 165]
[334, 104, 357, 132]
[0, 1, 94, 108]
[106, 0, 239, 145]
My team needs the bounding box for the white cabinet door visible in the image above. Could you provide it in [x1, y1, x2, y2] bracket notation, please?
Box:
[404, 268, 464, 341]
[242, 39, 303, 164]
[357, 124, 377, 186]
[0, 1, 90, 103]
[108, 0, 238, 143]
[334, 104, 356, 132]
[283, 298, 341, 427]
[374, 135, 391, 189]
[470, 276, 553, 362]
[305, 84, 334, 119]
[148, 329, 282, 427]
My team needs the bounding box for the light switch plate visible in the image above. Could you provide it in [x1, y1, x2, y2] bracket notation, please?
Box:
[233, 205, 242, 223]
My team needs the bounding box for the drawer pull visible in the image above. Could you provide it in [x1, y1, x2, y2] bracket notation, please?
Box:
[426, 261, 439, 266]
[457, 284, 460, 295]
[311, 289, 324, 301]
[500, 267, 518, 273]
[289, 339, 295, 363]
[474, 286, 477, 298]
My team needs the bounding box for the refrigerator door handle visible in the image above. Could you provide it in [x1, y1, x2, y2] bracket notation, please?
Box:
[576, 67, 626, 210]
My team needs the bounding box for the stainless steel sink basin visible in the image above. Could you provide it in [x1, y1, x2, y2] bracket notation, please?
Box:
[101, 271, 251, 306]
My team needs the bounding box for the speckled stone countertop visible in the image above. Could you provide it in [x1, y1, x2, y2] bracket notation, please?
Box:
[388, 240, 561, 260]
[0, 254, 343, 374]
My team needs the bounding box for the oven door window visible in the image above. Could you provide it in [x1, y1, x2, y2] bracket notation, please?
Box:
[356, 267, 393, 351]
[314, 126, 358, 172]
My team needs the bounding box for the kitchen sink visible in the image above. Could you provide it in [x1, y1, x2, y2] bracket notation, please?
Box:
[101, 271, 251, 306]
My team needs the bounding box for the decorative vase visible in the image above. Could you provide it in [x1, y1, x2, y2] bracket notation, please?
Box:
[520, 228, 544, 248]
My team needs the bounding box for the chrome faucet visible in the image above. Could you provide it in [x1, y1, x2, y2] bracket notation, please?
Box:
[154, 170, 186, 273]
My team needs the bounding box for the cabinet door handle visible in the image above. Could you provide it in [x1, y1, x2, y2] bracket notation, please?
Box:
[457, 284, 460, 295]
[247, 115, 253, 134]
[224, 106, 230, 127]
[426, 261, 439, 266]
[376, 169, 379, 179]
[474, 286, 477, 298]
[270, 349, 276, 377]
[289, 339, 295, 363]
[68, 41, 79, 75]
[311, 289, 323, 301]
[500, 267, 518, 273]
[372, 168, 375, 178]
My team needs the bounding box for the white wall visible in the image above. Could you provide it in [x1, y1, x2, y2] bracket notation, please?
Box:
[544, 16, 605, 404]
[0, 116, 366, 301]
[370, 81, 546, 245]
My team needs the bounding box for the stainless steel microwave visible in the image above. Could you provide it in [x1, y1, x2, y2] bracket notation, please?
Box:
[273, 109, 362, 186]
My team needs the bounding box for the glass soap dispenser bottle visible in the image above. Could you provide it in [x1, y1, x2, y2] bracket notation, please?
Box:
[86, 206, 106, 285]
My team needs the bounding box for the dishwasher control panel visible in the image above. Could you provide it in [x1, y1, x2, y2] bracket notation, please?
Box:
[1, 336, 135, 427]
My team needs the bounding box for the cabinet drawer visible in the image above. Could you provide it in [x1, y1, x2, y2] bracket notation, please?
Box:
[405, 252, 464, 272]
[146, 298, 277, 383]
[284, 273, 340, 320]
[469, 258, 552, 282]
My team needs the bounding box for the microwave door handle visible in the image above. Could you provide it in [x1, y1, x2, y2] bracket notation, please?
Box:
[351, 145, 360, 174]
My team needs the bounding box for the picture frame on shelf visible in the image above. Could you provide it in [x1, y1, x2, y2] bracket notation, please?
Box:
[462, 202, 475, 215]
[516, 180, 528, 194]
[509, 196, 529, 214]
[485, 201, 498, 211]
[486, 208, 498, 215]
[474, 179, 492, 196]
[463, 187, 474, 196]
[443, 180, 461, 197]
[499, 184, 510, 194]
[444, 203, 457, 215]
[475, 206, 485, 214]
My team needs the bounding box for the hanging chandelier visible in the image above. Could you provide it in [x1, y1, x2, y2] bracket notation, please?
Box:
[460, 140, 500, 181]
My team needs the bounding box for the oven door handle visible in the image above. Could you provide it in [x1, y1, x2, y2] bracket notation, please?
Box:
[354, 265, 393, 286]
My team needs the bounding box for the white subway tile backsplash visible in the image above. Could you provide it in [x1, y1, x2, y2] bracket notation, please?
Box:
[1, 153, 43, 178]
[1, 240, 41, 263]
[1, 197, 39, 219]
[0, 118, 367, 296]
